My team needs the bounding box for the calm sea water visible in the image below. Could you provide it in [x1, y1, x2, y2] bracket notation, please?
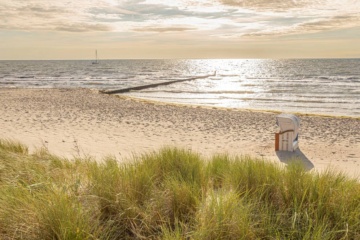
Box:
[0, 59, 359, 117]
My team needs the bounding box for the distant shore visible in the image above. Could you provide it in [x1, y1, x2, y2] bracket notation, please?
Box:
[0, 88, 359, 178]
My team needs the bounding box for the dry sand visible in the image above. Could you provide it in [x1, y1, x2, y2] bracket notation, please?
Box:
[0, 88, 359, 178]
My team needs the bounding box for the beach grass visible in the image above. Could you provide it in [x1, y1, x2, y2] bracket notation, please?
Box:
[1, 140, 360, 239]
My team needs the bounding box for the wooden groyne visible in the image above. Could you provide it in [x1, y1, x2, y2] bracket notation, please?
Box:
[101, 72, 216, 95]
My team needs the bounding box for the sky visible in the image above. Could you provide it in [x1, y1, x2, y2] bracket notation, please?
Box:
[1, 0, 360, 60]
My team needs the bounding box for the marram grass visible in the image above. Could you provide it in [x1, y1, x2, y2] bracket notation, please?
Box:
[0, 140, 360, 239]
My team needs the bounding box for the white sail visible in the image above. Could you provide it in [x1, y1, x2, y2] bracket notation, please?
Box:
[92, 50, 99, 64]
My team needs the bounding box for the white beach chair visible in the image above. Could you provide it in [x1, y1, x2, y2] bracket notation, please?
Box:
[275, 113, 300, 152]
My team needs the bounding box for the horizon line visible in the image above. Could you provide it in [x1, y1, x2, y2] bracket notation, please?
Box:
[1, 57, 360, 61]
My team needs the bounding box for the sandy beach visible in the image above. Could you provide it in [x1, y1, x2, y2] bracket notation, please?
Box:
[0, 88, 359, 178]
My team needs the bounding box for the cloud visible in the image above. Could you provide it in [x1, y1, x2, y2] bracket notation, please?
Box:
[133, 26, 196, 32]
[0, 1, 113, 32]
[219, 0, 311, 11]
[17, 4, 67, 14]
[242, 14, 360, 38]
[55, 23, 111, 32]
[211, 0, 360, 38]
[299, 15, 360, 32]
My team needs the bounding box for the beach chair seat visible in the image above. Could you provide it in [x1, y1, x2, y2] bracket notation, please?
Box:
[275, 114, 300, 152]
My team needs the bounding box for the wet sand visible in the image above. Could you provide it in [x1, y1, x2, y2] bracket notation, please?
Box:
[0, 88, 359, 178]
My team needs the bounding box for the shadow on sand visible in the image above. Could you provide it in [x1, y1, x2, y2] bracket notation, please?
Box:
[276, 148, 314, 171]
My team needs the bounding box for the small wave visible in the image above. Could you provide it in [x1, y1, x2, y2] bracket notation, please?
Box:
[100, 71, 119, 75]
[139, 89, 256, 94]
[129, 94, 218, 100]
[218, 74, 238, 77]
[216, 96, 359, 105]
[138, 73, 152, 76]
[83, 82, 106, 86]
[346, 76, 359, 80]
[242, 84, 258, 87]
[19, 76, 35, 79]
[140, 70, 159, 73]
[0, 82, 16, 85]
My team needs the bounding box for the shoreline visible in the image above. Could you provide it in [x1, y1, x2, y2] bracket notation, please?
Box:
[116, 93, 360, 120]
[1, 88, 359, 179]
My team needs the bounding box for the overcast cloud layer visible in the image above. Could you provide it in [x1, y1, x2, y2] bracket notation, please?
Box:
[1, 0, 359, 38]
[1, 0, 360, 59]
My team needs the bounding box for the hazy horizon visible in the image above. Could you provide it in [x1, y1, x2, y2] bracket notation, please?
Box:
[1, 0, 360, 60]
[1, 57, 360, 61]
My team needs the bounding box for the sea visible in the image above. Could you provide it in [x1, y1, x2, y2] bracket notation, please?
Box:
[0, 59, 359, 117]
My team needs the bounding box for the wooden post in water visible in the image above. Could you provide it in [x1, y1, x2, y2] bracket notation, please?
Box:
[100, 72, 216, 95]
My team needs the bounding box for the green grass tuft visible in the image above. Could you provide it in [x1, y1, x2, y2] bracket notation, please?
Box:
[1, 140, 360, 239]
[0, 139, 28, 154]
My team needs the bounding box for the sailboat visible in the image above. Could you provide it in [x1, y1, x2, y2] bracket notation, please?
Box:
[92, 50, 99, 64]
